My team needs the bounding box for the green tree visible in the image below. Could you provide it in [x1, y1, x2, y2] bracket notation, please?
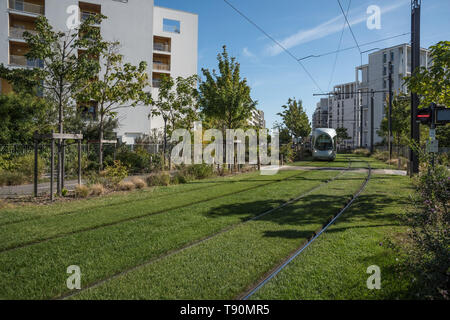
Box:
[0, 93, 55, 144]
[277, 98, 311, 142]
[336, 127, 351, 146]
[151, 74, 199, 168]
[199, 46, 256, 131]
[405, 41, 450, 148]
[23, 15, 106, 135]
[378, 93, 411, 153]
[77, 42, 151, 169]
[405, 41, 450, 108]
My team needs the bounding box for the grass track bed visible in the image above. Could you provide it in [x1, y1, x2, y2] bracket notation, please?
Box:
[70, 171, 367, 300]
[0, 171, 308, 252]
[251, 174, 414, 299]
[0, 170, 338, 299]
[0, 172, 265, 226]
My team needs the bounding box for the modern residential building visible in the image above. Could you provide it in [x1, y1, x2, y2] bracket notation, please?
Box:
[312, 98, 329, 130]
[329, 81, 360, 148]
[356, 44, 430, 148]
[0, 0, 198, 144]
[249, 109, 266, 128]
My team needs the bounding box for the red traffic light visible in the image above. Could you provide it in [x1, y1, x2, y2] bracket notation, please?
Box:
[416, 108, 432, 125]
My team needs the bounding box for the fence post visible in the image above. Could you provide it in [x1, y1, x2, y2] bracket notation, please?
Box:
[78, 133, 82, 185]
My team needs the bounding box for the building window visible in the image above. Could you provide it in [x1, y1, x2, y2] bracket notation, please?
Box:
[383, 80, 387, 89]
[383, 52, 387, 63]
[390, 51, 394, 61]
[383, 66, 387, 76]
[163, 18, 181, 34]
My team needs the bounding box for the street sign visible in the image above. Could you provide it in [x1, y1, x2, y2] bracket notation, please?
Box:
[427, 140, 439, 153]
[435, 107, 450, 125]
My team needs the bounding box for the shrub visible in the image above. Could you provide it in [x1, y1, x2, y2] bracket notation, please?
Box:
[373, 151, 389, 161]
[187, 164, 214, 180]
[353, 148, 370, 156]
[117, 181, 135, 191]
[0, 170, 27, 186]
[280, 143, 294, 163]
[61, 188, 69, 197]
[101, 160, 129, 188]
[75, 184, 90, 198]
[116, 146, 152, 173]
[146, 172, 171, 187]
[131, 177, 146, 189]
[172, 172, 191, 185]
[392, 151, 449, 299]
[90, 184, 105, 196]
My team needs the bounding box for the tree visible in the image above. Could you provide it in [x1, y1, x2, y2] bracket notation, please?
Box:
[336, 127, 351, 147]
[199, 46, 256, 131]
[405, 41, 450, 108]
[23, 15, 106, 135]
[277, 98, 311, 142]
[0, 93, 55, 145]
[405, 41, 450, 148]
[77, 42, 151, 169]
[378, 93, 410, 154]
[151, 74, 199, 168]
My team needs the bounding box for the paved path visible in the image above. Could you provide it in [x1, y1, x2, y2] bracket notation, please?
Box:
[280, 166, 407, 176]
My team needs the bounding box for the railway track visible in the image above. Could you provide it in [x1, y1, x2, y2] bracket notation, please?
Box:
[0, 165, 318, 253]
[57, 160, 353, 300]
[240, 161, 372, 300]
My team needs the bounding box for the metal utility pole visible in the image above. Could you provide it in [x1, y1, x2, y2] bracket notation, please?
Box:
[410, 0, 421, 176]
[370, 90, 375, 154]
[388, 61, 393, 161]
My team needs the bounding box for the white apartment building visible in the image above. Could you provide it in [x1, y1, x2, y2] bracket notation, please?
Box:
[0, 0, 198, 144]
[249, 109, 266, 128]
[312, 98, 329, 130]
[329, 81, 360, 148]
[356, 44, 430, 147]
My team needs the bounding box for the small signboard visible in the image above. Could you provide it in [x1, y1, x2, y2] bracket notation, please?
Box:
[427, 140, 439, 153]
[430, 128, 436, 140]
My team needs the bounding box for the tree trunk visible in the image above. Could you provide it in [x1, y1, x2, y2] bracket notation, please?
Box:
[99, 113, 104, 171]
[163, 118, 167, 170]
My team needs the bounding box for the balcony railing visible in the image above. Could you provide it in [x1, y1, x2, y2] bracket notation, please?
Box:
[9, 0, 44, 15]
[153, 62, 170, 71]
[152, 79, 161, 88]
[154, 43, 170, 53]
[10, 55, 43, 68]
[9, 27, 38, 39]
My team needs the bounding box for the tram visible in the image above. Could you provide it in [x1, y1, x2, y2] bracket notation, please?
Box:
[312, 128, 337, 161]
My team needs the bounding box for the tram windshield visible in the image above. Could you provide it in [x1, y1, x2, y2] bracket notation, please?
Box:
[315, 134, 334, 151]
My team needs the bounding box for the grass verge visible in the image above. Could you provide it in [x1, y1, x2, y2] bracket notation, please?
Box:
[251, 174, 414, 299]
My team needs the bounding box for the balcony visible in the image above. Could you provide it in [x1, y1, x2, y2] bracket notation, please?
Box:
[154, 43, 170, 53]
[153, 62, 170, 71]
[154, 36, 171, 53]
[152, 79, 161, 88]
[9, 26, 38, 40]
[8, 0, 45, 15]
[10, 55, 43, 68]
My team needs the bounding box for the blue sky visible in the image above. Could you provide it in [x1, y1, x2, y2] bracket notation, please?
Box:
[156, 0, 450, 129]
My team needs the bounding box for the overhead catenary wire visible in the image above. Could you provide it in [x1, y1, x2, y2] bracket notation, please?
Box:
[337, 0, 363, 66]
[222, 0, 324, 93]
[328, 0, 352, 91]
[298, 33, 411, 61]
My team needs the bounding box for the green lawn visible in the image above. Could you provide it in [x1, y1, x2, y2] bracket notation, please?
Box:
[251, 174, 414, 300]
[0, 156, 413, 300]
[72, 171, 367, 299]
[0, 169, 342, 299]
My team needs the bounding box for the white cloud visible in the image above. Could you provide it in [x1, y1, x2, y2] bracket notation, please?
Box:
[243, 47, 256, 58]
[266, 1, 408, 56]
